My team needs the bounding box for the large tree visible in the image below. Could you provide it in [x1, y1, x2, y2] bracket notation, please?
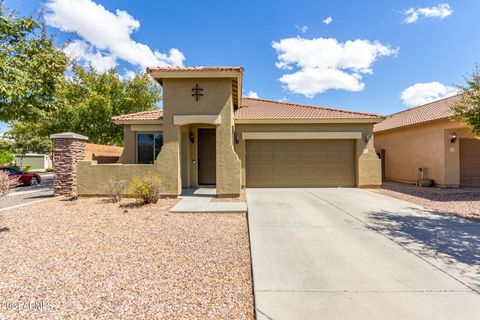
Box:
[36, 65, 162, 145]
[451, 67, 480, 136]
[0, 4, 68, 122]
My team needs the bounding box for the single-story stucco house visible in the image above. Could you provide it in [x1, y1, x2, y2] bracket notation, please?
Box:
[374, 94, 480, 187]
[77, 66, 383, 197]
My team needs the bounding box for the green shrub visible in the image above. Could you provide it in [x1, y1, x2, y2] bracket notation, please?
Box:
[0, 150, 15, 166]
[104, 180, 127, 203]
[129, 174, 162, 204]
[21, 165, 31, 173]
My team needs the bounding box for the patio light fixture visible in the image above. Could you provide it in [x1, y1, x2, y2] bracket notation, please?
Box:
[450, 132, 457, 144]
[235, 133, 240, 144]
[189, 133, 195, 144]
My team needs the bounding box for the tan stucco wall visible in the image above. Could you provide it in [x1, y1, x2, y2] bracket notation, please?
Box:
[119, 125, 136, 164]
[234, 123, 381, 187]
[374, 119, 474, 187]
[77, 161, 161, 196]
[158, 78, 241, 196]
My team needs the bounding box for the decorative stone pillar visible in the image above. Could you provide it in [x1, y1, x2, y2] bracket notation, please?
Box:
[50, 132, 88, 197]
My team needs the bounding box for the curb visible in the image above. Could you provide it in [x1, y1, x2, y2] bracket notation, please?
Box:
[0, 196, 59, 212]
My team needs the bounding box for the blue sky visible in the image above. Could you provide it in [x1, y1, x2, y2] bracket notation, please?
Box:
[2, 0, 480, 133]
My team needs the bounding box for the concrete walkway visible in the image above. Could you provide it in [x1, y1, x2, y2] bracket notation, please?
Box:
[170, 188, 247, 213]
[247, 188, 480, 320]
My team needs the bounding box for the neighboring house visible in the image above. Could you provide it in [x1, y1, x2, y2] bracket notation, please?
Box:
[15, 153, 52, 171]
[374, 94, 480, 187]
[77, 66, 383, 197]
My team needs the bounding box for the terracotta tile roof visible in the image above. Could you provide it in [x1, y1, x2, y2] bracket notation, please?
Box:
[146, 66, 244, 73]
[112, 109, 163, 122]
[374, 94, 463, 132]
[235, 98, 383, 120]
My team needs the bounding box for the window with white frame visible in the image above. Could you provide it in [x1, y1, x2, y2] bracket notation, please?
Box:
[136, 133, 163, 164]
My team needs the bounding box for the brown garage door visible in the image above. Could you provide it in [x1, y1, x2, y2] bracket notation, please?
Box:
[246, 139, 356, 187]
[460, 138, 480, 186]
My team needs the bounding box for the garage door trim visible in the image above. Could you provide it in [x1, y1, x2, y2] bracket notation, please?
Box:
[242, 131, 362, 140]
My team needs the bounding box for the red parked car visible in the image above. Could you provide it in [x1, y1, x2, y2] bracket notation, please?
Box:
[0, 166, 41, 186]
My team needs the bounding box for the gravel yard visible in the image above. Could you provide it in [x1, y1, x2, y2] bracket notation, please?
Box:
[375, 182, 480, 221]
[0, 197, 254, 319]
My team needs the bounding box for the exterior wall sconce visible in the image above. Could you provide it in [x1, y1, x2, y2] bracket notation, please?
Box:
[235, 133, 240, 144]
[450, 132, 457, 143]
[364, 133, 372, 144]
[189, 133, 195, 144]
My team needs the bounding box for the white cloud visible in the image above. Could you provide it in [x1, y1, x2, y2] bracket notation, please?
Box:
[403, 3, 452, 24]
[64, 39, 116, 72]
[244, 91, 259, 98]
[323, 16, 333, 25]
[400, 82, 458, 107]
[120, 70, 137, 81]
[272, 37, 397, 97]
[45, 0, 185, 71]
[294, 24, 308, 34]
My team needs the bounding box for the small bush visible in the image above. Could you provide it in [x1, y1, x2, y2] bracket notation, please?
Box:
[0, 150, 15, 166]
[104, 180, 127, 203]
[0, 171, 18, 197]
[22, 165, 31, 173]
[129, 174, 162, 204]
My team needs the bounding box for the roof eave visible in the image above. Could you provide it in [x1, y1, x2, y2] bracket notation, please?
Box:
[147, 69, 242, 80]
[112, 119, 163, 125]
[234, 118, 384, 124]
[374, 116, 461, 134]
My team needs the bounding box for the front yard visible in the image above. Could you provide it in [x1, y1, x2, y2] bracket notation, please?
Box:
[0, 198, 254, 319]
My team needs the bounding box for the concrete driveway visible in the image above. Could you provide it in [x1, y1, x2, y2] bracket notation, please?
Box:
[0, 174, 54, 210]
[247, 188, 480, 320]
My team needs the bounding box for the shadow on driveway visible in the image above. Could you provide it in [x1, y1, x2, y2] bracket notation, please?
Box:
[367, 207, 480, 267]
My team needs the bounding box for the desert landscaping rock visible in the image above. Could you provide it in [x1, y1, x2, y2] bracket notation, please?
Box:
[376, 182, 480, 221]
[0, 198, 254, 319]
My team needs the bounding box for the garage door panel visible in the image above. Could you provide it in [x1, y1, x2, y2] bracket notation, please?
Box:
[460, 139, 480, 187]
[246, 140, 356, 187]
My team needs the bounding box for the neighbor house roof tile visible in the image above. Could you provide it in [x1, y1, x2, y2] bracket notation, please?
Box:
[374, 94, 463, 133]
[235, 98, 383, 120]
[112, 109, 163, 122]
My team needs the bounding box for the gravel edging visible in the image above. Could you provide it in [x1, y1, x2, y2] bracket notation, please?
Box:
[373, 182, 480, 222]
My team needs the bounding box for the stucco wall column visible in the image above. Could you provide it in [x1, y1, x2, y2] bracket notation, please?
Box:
[154, 118, 181, 196]
[51, 132, 88, 197]
[357, 135, 382, 187]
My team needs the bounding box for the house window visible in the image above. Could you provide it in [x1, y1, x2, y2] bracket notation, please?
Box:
[137, 133, 163, 164]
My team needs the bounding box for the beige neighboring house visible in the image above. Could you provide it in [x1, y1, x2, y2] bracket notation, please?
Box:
[374, 94, 480, 187]
[77, 66, 383, 197]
